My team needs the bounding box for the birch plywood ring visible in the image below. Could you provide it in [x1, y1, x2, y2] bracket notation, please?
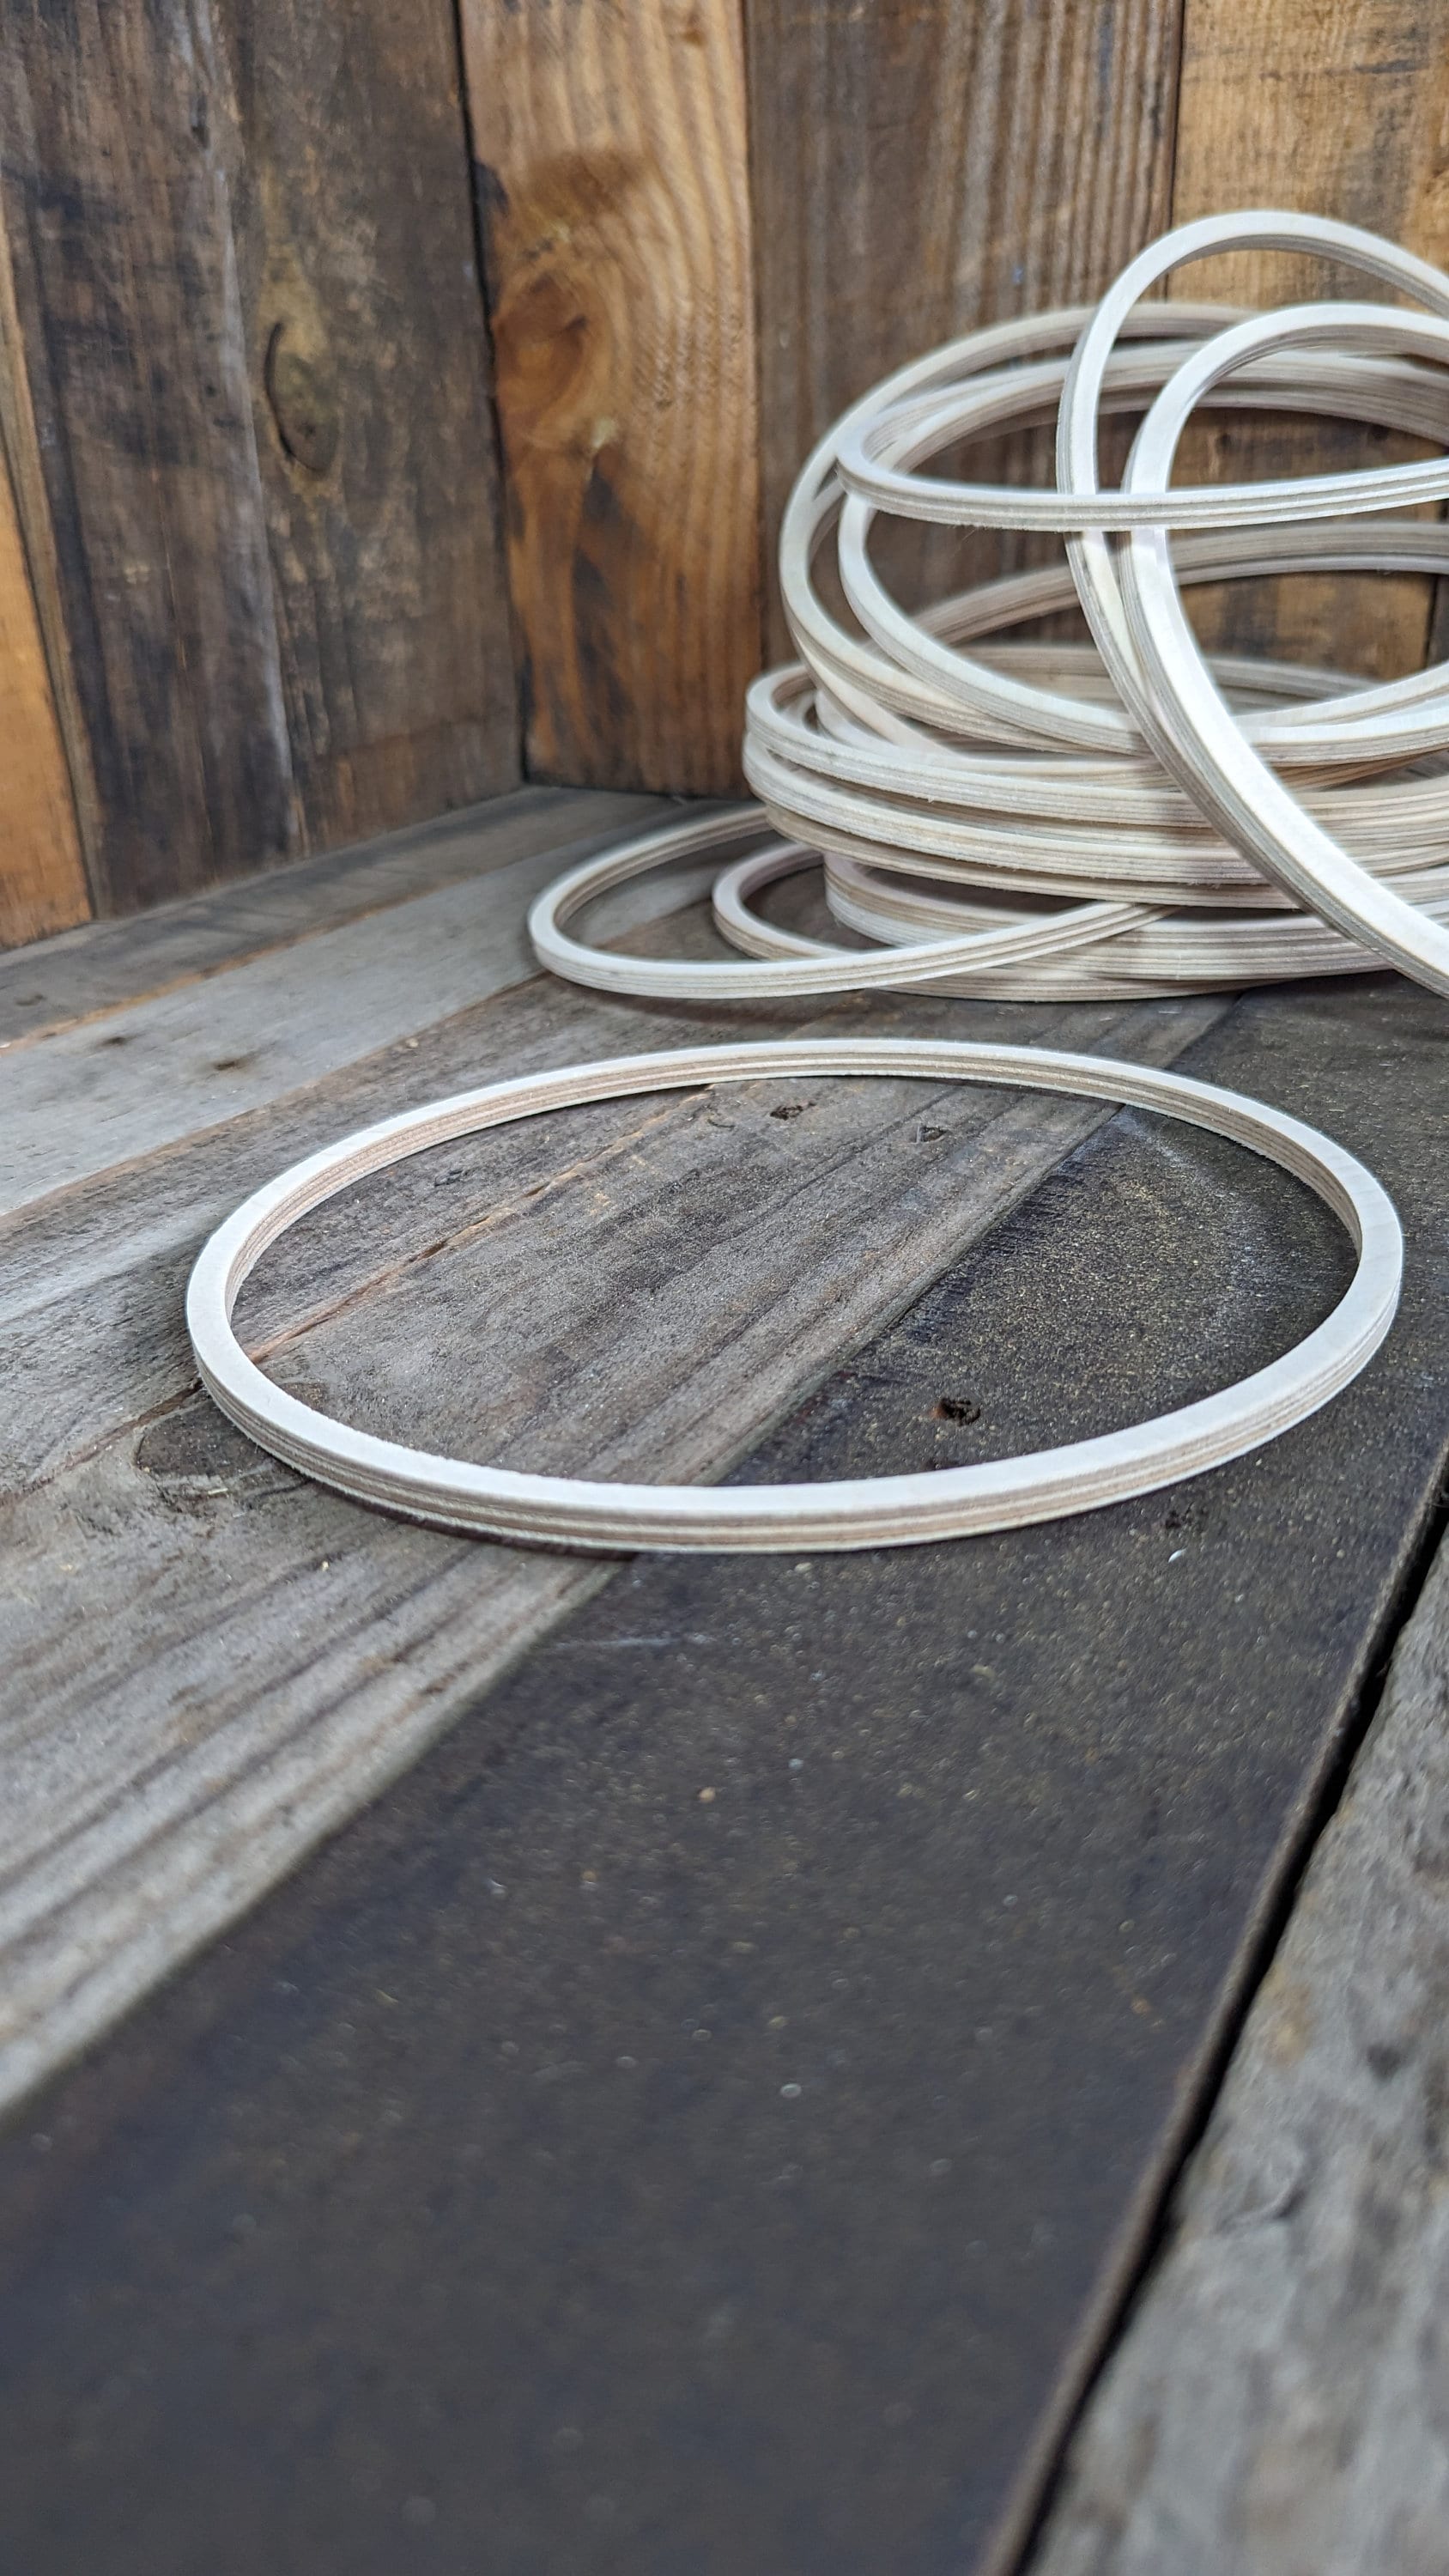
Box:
[522, 213, 1449, 1013]
[189, 1039, 1402, 1554]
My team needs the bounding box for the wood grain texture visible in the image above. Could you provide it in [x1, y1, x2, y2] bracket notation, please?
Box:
[0, 807, 1224, 2106]
[0, 437, 88, 947]
[0, 0, 518, 920]
[0, 818, 686, 1216]
[0, 785, 662, 1048]
[0, 0, 295, 912]
[460, 0, 761, 793]
[1031, 1523, 1449, 2576]
[215, 0, 520, 848]
[745, 0, 1185, 658]
[1170, 0, 1449, 682]
[7, 970, 1449, 2576]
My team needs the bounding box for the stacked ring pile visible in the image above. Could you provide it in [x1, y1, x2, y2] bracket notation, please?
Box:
[190, 210, 1435, 1552]
[531, 209, 1449, 1006]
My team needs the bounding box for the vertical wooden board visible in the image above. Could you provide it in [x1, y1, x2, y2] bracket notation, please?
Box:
[0, 0, 296, 913]
[745, 0, 1185, 658]
[216, 0, 520, 850]
[460, 0, 761, 795]
[1170, 0, 1449, 681]
[0, 440, 88, 949]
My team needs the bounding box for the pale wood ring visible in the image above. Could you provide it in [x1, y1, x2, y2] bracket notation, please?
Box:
[187, 1040, 1402, 1554]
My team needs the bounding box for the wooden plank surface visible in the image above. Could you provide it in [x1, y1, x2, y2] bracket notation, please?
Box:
[216, 0, 520, 849]
[3, 942, 1449, 2573]
[744, 0, 1184, 658]
[0, 0, 295, 910]
[460, 0, 761, 793]
[0, 0, 518, 919]
[0, 817, 682, 1214]
[1031, 1520, 1449, 2576]
[1169, 0, 1449, 683]
[0, 437, 88, 947]
[0, 785, 661, 1049]
[0, 836, 1219, 2105]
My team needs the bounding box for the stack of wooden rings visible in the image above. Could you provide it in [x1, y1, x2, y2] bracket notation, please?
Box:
[190, 210, 1430, 1550]
[530, 209, 1449, 1005]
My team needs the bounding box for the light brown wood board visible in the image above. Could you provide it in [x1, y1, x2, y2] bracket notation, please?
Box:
[0, 432, 88, 946]
[459, 0, 761, 794]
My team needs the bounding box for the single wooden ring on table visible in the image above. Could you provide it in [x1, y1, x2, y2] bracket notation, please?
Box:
[187, 1038, 1402, 1555]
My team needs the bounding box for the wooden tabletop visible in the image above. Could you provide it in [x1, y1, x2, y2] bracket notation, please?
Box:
[3, 787, 1447, 2575]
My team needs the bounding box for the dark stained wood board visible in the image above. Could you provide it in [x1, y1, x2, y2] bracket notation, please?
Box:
[3, 883, 1449, 2575]
[743, 0, 1185, 660]
[460, 0, 761, 793]
[0, 0, 293, 908]
[0, 0, 518, 918]
[215, 0, 520, 850]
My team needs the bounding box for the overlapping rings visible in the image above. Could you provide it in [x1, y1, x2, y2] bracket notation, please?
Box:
[531, 210, 1449, 1005]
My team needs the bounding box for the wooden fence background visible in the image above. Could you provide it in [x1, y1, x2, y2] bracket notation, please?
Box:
[1, 0, 1445, 951]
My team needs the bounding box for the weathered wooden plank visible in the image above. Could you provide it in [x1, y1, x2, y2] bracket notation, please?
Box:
[1030, 1524, 1449, 2576]
[1, 861, 584, 1212]
[0, 966, 736, 1497]
[3, 971, 1448, 2576]
[0, 0, 296, 910]
[1170, 0, 1449, 683]
[0, 785, 664, 1048]
[0, 0, 520, 918]
[0, 435, 88, 947]
[0, 799, 698, 1214]
[460, 0, 761, 793]
[0, 893, 1221, 2109]
[215, 0, 520, 848]
[745, 0, 1184, 658]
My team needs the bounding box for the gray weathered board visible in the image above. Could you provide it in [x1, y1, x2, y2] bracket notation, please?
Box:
[1031, 1491, 1449, 2575]
[3, 787, 1449, 2573]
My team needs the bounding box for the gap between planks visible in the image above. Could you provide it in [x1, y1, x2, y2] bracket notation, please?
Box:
[1029, 1499, 1449, 2576]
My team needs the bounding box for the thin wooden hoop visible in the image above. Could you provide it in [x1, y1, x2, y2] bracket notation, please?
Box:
[527, 808, 1151, 999]
[1108, 307, 1449, 994]
[187, 1040, 1401, 1555]
[710, 844, 1449, 1001]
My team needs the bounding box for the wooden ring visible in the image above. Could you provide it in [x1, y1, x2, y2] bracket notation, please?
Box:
[527, 809, 1149, 998]
[1106, 307, 1449, 995]
[186, 1040, 1401, 1554]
